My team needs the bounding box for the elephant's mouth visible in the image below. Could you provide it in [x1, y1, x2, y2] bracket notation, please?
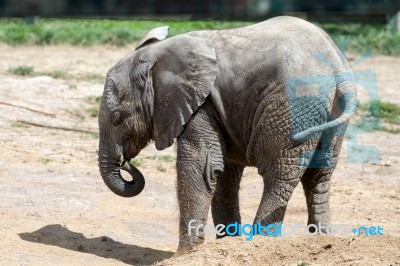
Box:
[119, 156, 131, 167]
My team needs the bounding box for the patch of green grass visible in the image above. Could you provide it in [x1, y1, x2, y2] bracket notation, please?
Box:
[321, 23, 400, 55]
[160, 155, 175, 162]
[37, 70, 103, 83]
[85, 131, 99, 139]
[68, 83, 77, 90]
[145, 155, 157, 160]
[37, 70, 71, 79]
[87, 106, 99, 117]
[12, 121, 29, 128]
[0, 18, 251, 47]
[40, 158, 52, 164]
[87, 95, 102, 104]
[82, 73, 105, 83]
[7, 65, 103, 83]
[357, 101, 400, 125]
[354, 101, 400, 134]
[86, 95, 102, 118]
[8, 65, 34, 76]
[156, 166, 166, 172]
[382, 126, 400, 134]
[0, 18, 399, 54]
[380, 102, 400, 124]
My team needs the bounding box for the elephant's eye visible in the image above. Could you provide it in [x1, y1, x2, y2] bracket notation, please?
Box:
[111, 111, 122, 127]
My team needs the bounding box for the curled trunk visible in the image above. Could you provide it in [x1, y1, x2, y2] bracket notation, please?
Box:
[99, 155, 145, 197]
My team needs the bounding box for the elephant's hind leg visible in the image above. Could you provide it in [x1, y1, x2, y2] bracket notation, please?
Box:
[301, 167, 334, 232]
[253, 160, 305, 226]
[211, 162, 244, 237]
[301, 129, 342, 232]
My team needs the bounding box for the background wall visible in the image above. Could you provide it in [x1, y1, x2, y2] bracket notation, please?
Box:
[0, 0, 399, 22]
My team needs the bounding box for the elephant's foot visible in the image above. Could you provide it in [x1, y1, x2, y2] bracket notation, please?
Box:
[307, 212, 331, 234]
[175, 234, 205, 256]
[301, 167, 333, 234]
[174, 246, 193, 257]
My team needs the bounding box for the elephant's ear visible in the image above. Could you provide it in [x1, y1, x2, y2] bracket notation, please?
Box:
[148, 35, 217, 150]
[135, 26, 169, 50]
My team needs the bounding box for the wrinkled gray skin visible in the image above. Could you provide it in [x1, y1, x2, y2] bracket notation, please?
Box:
[98, 16, 356, 253]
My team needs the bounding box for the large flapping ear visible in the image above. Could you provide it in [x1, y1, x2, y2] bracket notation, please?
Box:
[135, 26, 169, 50]
[144, 35, 218, 150]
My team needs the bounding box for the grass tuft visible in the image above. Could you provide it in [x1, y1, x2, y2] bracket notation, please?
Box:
[37, 70, 71, 79]
[40, 158, 52, 164]
[82, 73, 105, 83]
[357, 101, 400, 125]
[8, 65, 34, 76]
[12, 121, 29, 128]
[7, 64, 104, 83]
[87, 106, 99, 117]
[86, 96, 102, 118]
[355, 101, 400, 134]
[156, 166, 166, 172]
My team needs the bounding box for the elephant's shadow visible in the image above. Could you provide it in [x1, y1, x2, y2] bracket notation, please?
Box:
[19, 224, 174, 265]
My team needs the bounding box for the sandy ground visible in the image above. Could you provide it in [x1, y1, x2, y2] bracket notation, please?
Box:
[0, 45, 399, 265]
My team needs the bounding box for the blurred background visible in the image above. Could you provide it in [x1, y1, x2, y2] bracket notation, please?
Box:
[0, 0, 399, 54]
[0, 0, 399, 25]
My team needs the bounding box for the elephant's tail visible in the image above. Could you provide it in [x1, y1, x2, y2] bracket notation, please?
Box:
[291, 81, 357, 143]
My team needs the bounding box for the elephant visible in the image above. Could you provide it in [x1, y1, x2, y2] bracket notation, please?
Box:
[98, 16, 356, 253]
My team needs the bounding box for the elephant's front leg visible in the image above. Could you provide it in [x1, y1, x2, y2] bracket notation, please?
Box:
[176, 153, 214, 253]
[175, 103, 225, 253]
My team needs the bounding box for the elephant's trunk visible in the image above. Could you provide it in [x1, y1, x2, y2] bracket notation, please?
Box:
[99, 154, 145, 198]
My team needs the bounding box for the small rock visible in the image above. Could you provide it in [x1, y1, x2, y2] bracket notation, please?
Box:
[323, 244, 332, 249]
[347, 237, 355, 246]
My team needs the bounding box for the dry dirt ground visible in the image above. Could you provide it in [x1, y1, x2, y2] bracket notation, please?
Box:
[0, 45, 399, 265]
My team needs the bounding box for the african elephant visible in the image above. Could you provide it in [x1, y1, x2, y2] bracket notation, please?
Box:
[98, 16, 356, 252]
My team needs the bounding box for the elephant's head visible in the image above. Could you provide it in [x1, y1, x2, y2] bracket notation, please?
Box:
[98, 26, 218, 197]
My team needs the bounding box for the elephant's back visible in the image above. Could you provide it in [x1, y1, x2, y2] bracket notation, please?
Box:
[187, 16, 349, 78]
[187, 16, 347, 92]
[185, 17, 352, 161]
